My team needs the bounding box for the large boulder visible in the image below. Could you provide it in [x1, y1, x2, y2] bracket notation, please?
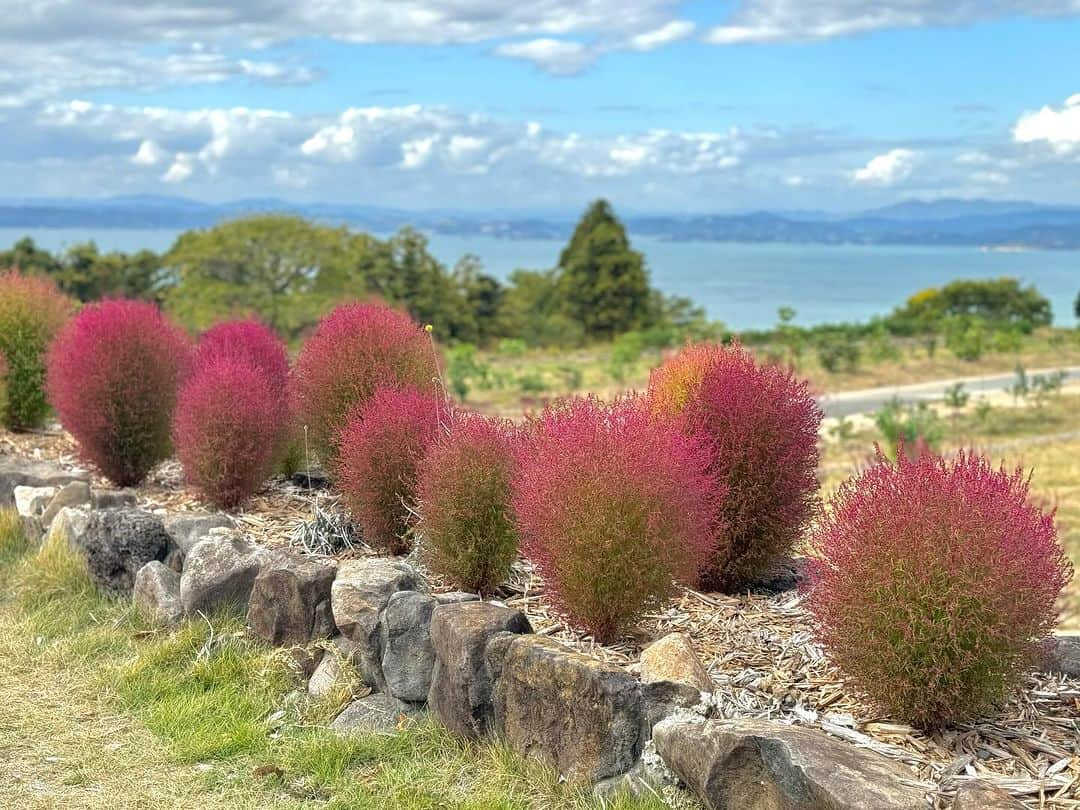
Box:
[491, 635, 644, 784]
[330, 693, 423, 735]
[40, 481, 92, 529]
[380, 590, 438, 703]
[639, 632, 713, 693]
[330, 557, 422, 690]
[653, 718, 926, 810]
[0, 457, 88, 508]
[133, 561, 183, 626]
[179, 533, 267, 616]
[246, 550, 337, 646]
[75, 509, 171, 594]
[427, 601, 532, 739]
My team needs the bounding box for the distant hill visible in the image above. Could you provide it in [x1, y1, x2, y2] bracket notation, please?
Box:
[2, 195, 1080, 250]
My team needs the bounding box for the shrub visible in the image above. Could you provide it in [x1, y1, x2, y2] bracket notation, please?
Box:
[648, 341, 822, 592]
[0, 270, 75, 430]
[874, 398, 944, 460]
[806, 450, 1072, 728]
[513, 396, 716, 643]
[337, 386, 443, 554]
[417, 413, 519, 594]
[0, 507, 29, 565]
[47, 299, 193, 486]
[174, 358, 288, 509]
[194, 319, 290, 390]
[0, 353, 7, 427]
[293, 302, 436, 464]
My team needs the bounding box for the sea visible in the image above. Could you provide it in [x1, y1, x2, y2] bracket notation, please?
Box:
[2, 227, 1077, 332]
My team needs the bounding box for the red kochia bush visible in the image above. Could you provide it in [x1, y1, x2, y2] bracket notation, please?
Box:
[174, 357, 286, 509]
[417, 413, 519, 594]
[649, 342, 822, 592]
[513, 396, 717, 643]
[293, 303, 436, 463]
[194, 319, 290, 391]
[806, 450, 1072, 728]
[337, 386, 442, 554]
[47, 299, 193, 486]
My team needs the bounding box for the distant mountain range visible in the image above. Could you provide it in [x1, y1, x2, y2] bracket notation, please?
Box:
[3, 195, 1080, 250]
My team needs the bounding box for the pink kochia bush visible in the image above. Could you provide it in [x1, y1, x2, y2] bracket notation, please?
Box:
[337, 386, 442, 554]
[193, 319, 290, 390]
[417, 413, 519, 594]
[513, 396, 717, 643]
[806, 450, 1072, 728]
[293, 303, 436, 463]
[648, 342, 822, 592]
[174, 357, 287, 509]
[47, 299, 193, 486]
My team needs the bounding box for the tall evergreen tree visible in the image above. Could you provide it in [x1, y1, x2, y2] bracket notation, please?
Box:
[556, 199, 652, 340]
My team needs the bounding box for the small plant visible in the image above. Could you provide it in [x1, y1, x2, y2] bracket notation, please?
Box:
[513, 396, 716, 642]
[827, 416, 855, 442]
[516, 372, 547, 394]
[0, 270, 75, 430]
[973, 398, 993, 426]
[648, 342, 822, 592]
[874, 398, 944, 459]
[806, 450, 1072, 728]
[293, 302, 436, 465]
[943, 382, 970, 410]
[417, 413, 519, 594]
[816, 332, 861, 373]
[607, 331, 644, 383]
[1031, 369, 1066, 408]
[945, 315, 987, 361]
[47, 299, 193, 486]
[555, 364, 583, 391]
[497, 338, 527, 358]
[174, 358, 288, 509]
[336, 386, 442, 554]
[446, 343, 489, 401]
[1007, 363, 1030, 403]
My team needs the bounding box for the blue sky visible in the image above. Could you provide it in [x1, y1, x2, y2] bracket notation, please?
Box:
[2, 1, 1079, 212]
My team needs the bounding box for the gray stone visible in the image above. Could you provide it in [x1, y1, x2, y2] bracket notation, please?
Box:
[381, 590, 437, 703]
[427, 601, 532, 739]
[133, 561, 183, 625]
[330, 557, 422, 690]
[92, 489, 138, 510]
[641, 680, 705, 736]
[753, 555, 809, 593]
[49, 506, 91, 547]
[246, 549, 337, 646]
[593, 753, 674, 802]
[1041, 633, 1080, 678]
[434, 591, 480, 605]
[0, 457, 88, 508]
[163, 512, 235, 558]
[639, 632, 713, 693]
[491, 635, 644, 784]
[179, 533, 267, 615]
[40, 481, 92, 529]
[307, 636, 360, 700]
[76, 509, 171, 594]
[952, 780, 1025, 809]
[329, 693, 422, 735]
[14, 485, 57, 517]
[653, 717, 925, 810]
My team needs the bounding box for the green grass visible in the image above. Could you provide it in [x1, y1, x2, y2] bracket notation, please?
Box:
[0, 512, 686, 809]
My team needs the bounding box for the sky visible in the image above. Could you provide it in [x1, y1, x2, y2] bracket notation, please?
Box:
[2, 1, 1080, 213]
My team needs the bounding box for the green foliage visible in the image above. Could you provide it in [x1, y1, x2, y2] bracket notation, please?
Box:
[607, 331, 645, 382]
[892, 277, 1053, 335]
[497, 338, 527, 357]
[0, 237, 165, 302]
[555, 364, 583, 391]
[516, 372, 547, 394]
[0, 509, 28, 566]
[446, 343, 490, 401]
[828, 416, 855, 442]
[944, 314, 987, 361]
[874, 398, 944, 458]
[943, 382, 970, 410]
[816, 331, 861, 373]
[865, 322, 901, 362]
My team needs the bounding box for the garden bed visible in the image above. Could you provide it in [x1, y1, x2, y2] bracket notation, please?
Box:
[3, 431, 1078, 809]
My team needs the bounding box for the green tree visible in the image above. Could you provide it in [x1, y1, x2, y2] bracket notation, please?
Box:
[891, 278, 1052, 335]
[556, 199, 652, 340]
[0, 237, 62, 277]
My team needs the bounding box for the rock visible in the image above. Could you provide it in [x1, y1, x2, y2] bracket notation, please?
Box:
[753, 555, 809, 592]
[640, 632, 713, 693]
[953, 780, 1025, 809]
[75, 509, 171, 594]
[427, 601, 532, 739]
[641, 680, 705, 736]
[1041, 633, 1080, 678]
[133, 561, 183, 625]
[50, 506, 91, 546]
[329, 693, 422, 735]
[307, 637, 360, 700]
[291, 469, 328, 489]
[0, 457, 88, 508]
[434, 591, 480, 605]
[163, 512, 236, 558]
[381, 590, 437, 702]
[653, 717, 925, 810]
[92, 489, 138, 510]
[330, 557, 422, 689]
[246, 549, 337, 646]
[593, 750, 674, 801]
[491, 635, 644, 784]
[179, 533, 267, 616]
[40, 481, 92, 528]
[14, 485, 57, 517]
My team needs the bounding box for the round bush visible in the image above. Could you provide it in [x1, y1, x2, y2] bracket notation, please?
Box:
[806, 450, 1072, 728]
[194, 319, 290, 391]
[417, 413, 519, 594]
[648, 342, 822, 592]
[293, 303, 436, 464]
[337, 386, 443, 554]
[174, 357, 287, 509]
[0, 270, 75, 430]
[513, 396, 717, 643]
[47, 299, 193, 486]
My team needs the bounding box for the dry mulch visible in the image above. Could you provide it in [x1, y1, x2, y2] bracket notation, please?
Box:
[3, 426, 1078, 809]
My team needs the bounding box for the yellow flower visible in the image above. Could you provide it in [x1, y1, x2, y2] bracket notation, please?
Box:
[424, 324, 434, 333]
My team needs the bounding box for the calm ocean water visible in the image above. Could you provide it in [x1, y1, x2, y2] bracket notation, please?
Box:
[3, 227, 1077, 331]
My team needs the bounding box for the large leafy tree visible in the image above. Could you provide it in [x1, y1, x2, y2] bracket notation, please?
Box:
[556, 199, 652, 340]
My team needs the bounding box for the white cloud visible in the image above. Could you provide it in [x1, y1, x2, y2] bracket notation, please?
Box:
[628, 20, 695, 50]
[163, 153, 195, 183]
[493, 39, 596, 75]
[1013, 93, 1080, 154]
[852, 148, 918, 185]
[971, 170, 1009, 185]
[131, 138, 166, 166]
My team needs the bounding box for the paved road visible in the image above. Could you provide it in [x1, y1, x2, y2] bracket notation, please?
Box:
[818, 366, 1080, 418]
